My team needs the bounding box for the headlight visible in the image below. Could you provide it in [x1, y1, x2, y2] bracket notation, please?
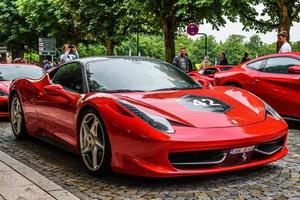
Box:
[118, 100, 174, 134]
[0, 90, 8, 97]
[264, 102, 281, 120]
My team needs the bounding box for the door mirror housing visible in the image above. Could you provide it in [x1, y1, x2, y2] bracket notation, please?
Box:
[197, 78, 212, 88]
[288, 66, 300, 74]
[44, 84, 75, 101]
[208, 73, 215, 78]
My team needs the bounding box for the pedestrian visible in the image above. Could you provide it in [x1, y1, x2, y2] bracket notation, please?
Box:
[277, 31, 292, 53]
[218, 52, 228, 65]
[241, 52, 250, 63]
[60, 44, 79, 64]
[43, 59, 51, 71]
[199, 56, 213, 68]
[173, 47, 193, 73]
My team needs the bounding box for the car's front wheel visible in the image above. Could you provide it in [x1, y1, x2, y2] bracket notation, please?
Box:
[10, 94, 28, 139]
[79, 109, 111, 175]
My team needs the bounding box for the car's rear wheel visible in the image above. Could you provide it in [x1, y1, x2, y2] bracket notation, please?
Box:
[79, 109, 111, 175]
[10, 94, 27, 139]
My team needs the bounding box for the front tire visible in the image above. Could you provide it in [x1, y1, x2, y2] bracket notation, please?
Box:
[10, 94, 27, 139]
[79, 109, 111, 175]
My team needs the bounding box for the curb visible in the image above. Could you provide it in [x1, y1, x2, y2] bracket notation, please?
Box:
[0, 150, 79, 200]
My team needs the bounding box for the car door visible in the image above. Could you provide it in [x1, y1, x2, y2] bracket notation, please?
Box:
[252, 56, 300, 118]
[35, 62, 84, 147]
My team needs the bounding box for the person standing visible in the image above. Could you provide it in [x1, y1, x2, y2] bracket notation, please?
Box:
[218, 52, 228, 65]
[277, 31, 292, 53]
[241, 52, 251, 63]
[60, 44, 79, 64]
[173, 47, 193, 73]
[199, 56, 213, 68]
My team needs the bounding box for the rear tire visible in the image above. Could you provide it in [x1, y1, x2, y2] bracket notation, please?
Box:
[10, 94, 28, 139]
[79, 109, 111, 175]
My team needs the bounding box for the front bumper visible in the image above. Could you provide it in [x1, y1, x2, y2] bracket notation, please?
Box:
[0, 97, 9, 117]
[108, 115, 288, 178]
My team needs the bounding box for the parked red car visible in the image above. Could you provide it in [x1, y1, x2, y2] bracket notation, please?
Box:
[0, 64, 44, 117]
[9, 57, 288, 177]
[189, 65, 233, 84]
[214, 52, 300, 121]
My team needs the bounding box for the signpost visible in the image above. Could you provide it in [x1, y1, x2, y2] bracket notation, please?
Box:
[38, 38, 56, 63]
[186, 23, 208, 56]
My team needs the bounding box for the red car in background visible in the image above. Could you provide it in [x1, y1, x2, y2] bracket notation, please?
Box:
[189, 65, 233, 84]
[214, 52, 300, 121]
[0, 64, 44, 117]
[9, 57, 288, 177]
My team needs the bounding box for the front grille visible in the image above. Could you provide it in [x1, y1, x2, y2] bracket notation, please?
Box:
[0, 103, 8, 112]
[253, 137, 284, 158]
[168, 150, 226, 169]
[169, 137, 285, 170]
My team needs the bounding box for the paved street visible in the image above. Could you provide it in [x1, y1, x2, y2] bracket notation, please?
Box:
[0, 120, 299, 200]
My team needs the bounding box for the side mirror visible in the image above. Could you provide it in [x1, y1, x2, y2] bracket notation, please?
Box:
[198, 78, 212, 88]
[288, 66, 300, 74]
[208, 73, 215, 78]
[44, 84, 75, 101]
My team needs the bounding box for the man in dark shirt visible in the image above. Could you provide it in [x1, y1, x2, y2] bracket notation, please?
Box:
[218, 52, 228, 65]
[173, 47, 193, 73]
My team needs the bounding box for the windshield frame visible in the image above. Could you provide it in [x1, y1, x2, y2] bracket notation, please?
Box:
[83, 57, 202, 93]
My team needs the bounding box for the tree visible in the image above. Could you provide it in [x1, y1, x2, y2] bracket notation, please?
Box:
[140, 0, 225, 63]
[245, 34, 263, 57]
[72, 0, 156, 55]
[0, 0, 34, 58]
[225, 0, 300, 49]
[217, 34, 248, 65]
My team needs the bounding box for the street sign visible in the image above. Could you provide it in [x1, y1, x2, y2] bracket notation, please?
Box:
[0, 46, 7, 53]
[187, 23, 199, 36]
[38, 38, 56, 56]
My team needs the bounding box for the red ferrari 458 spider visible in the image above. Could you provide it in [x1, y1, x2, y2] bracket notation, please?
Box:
[189, 65, 233, 84]
[0, 64, 44, 117]
[214, 52, 300, 121]
[9, 57, 288, 177]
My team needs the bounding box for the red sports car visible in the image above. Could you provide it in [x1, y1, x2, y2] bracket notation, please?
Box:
[9, 57, 288, 177]
[0, 64, 44, 117]
[214, 52, 300, 121]
[189, 65, 233, 84]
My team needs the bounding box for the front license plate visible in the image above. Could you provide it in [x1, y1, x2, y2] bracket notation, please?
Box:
[230, 145, 255, 154]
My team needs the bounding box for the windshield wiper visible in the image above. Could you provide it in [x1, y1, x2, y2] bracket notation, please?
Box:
[102, 89, 146, 93]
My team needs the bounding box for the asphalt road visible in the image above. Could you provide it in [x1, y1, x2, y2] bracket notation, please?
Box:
[0, 120, 299, 200]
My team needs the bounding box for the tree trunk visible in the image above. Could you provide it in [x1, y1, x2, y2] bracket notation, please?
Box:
[161, 16, 176, 64]
[105, 40, 115, 56]
[277, 0, 292, 52]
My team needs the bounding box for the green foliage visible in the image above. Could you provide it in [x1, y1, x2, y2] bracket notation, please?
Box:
[23, 52, 39, 62]
[78, 43, 106, 58]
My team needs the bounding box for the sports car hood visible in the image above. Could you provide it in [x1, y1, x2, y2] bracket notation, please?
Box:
[115, 87, 266, 128]
[0, 81, 11, 93]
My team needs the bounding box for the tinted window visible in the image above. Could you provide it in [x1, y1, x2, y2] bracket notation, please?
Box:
[246, 60, 264, 71]
[202, 68, 218, 75]
[86, 58, 201, 92]
[263, 57, 300, 74]
[0, 65, 44, 81]
[52, 62, 83, 93]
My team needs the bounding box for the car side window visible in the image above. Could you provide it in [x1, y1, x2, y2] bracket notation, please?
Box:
[246, 60, 264, 71]
[203, 68, 218, 75]
[263, 57, 300, 74]
[52, 62, 83, 93]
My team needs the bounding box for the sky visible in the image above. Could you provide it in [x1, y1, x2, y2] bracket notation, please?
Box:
[190, 4, 300, 44]
[198, 21, 300, 44]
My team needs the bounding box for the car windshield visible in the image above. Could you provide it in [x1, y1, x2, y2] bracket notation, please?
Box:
[86, 58, 201, 92]
[0, 65, 44, 81]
